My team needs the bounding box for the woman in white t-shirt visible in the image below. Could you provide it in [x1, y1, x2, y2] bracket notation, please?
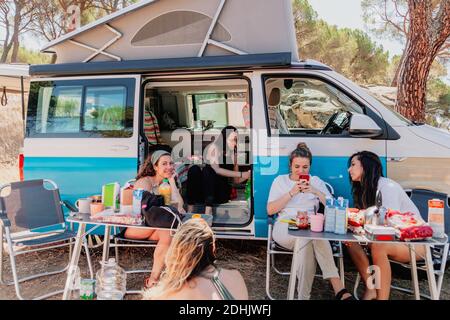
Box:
[267, 143, 354, 300]
[346, 151, 425, 300]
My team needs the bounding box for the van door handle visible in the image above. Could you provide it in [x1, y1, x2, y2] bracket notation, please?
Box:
[262, 146, 287, 150]
[109, 145, 130, 151]
[388, 157, 407, 162]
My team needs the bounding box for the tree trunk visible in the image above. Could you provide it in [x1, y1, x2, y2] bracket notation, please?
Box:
[0, 28, 11, 63]
[395, 0, 450, 122]
[390, 39, 408, 87]
[395, 49, 434, 122]
[10, 35, 20, 62]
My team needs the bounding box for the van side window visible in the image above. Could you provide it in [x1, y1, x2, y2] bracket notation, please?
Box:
[33, 85, 83, 134]
[83, 86, 128, 132]
[264, 77, 364, 136]
[26, 80, 134, 138]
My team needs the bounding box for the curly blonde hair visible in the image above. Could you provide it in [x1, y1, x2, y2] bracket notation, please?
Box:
[143, 218, 216, 299]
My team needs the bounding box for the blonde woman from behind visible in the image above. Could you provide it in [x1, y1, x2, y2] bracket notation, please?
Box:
[143, 219, 248, 300]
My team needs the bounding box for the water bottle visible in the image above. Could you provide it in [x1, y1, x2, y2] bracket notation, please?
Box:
[158, 179, 172, 205]
[245, 179, 251, 207]
[335, 198, 349, 235]
[67, 265, 81, 300]
[95, 258, 127, 300]
[324, 197, 336, 233]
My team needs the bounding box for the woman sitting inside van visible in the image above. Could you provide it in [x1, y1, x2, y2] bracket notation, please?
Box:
[186, 126, 251, 215]
[346, 151, 425, 300]
[143, 218, 248, 300]
[267, 143, 354, 300]
[124, 150, 185, 288]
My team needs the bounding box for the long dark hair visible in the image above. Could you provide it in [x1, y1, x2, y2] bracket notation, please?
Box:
[289, 142, 313, 167]
[136, 156, 156, 180]
[216, 125, 237, 165]
[348, 151, 383, 209]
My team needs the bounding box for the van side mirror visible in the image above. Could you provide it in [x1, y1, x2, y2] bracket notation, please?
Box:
[349, 114, 383, 138]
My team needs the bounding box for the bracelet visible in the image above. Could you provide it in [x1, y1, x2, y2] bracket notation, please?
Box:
[288, 191, 293, 198]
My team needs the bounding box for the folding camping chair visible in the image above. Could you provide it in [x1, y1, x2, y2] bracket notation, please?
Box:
[353, 188, 450, 300]
[0, 179, 94, 300]
[265, 182, 345, 300]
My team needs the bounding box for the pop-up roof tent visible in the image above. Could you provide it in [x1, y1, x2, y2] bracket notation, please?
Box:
[33, 0, 299, 76]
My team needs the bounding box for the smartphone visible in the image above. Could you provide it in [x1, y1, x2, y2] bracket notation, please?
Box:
[299, 174, 310, 182]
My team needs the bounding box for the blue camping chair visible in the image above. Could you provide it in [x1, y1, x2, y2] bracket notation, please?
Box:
[0, 179, 93, 300]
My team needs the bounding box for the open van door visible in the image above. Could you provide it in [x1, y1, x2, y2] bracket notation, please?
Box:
[23, 75, 141, 205]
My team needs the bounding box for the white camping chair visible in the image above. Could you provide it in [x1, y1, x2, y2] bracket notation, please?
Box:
[265, 182, 345, 300]
[0, 179, 93, 300]
[353, 189, 449, 300]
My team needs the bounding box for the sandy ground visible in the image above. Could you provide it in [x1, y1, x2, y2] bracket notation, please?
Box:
[1, 238, 449, 300]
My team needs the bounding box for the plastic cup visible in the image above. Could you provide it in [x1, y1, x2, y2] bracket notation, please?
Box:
[310, 213, 325, 232]
[90, 203, 105, 217]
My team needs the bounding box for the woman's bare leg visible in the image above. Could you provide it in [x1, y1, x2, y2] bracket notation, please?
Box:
[346, 243, 377, 300]
[371, 243, 425, 300]
[124, 227, 155, 240]
[148, 230, 172, 282]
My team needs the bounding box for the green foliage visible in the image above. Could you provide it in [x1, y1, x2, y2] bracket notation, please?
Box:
[293, 0, 390, 85]
[55, 99, 80, 117]
[17, 47, 52, 64]
[98, 106, 125, 125]
[0, 46, 51, 64]
[427, 79, 450, 102]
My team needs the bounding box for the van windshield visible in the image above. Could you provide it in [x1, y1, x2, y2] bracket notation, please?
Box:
[364, 90, 415, 126]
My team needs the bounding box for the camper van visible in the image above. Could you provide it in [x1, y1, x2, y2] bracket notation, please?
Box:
[23, 0, 450, 239]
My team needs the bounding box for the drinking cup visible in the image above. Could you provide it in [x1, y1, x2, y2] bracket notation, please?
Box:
[76, 198, 93, 214]
[90, 202, 105, 216]
[310, 213, 325, 232]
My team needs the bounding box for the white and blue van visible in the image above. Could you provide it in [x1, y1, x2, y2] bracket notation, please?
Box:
[22, 0, 450, 239]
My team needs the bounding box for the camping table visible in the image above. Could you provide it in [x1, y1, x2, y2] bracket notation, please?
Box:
[286, 229, 448, 300]
[62, 213, 168, 300]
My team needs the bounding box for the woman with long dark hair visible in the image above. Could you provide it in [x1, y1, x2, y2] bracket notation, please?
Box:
[186, 126, 251, 214]
[143, 218, 248, 300]
[125, 150, 185, 288]
[346, 151, 425, 300]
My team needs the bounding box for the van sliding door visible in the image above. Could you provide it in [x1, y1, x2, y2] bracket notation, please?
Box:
[24, 76, 140, 206]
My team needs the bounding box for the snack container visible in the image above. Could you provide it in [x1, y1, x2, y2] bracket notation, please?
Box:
[80, 279, 96, 300]
[102, 182, 120, 210]
[428, 199, 445, 238]
[364, 225, 397, 241]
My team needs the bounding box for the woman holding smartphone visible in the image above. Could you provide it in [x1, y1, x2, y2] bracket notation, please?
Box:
[267, 143, 354, 300]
